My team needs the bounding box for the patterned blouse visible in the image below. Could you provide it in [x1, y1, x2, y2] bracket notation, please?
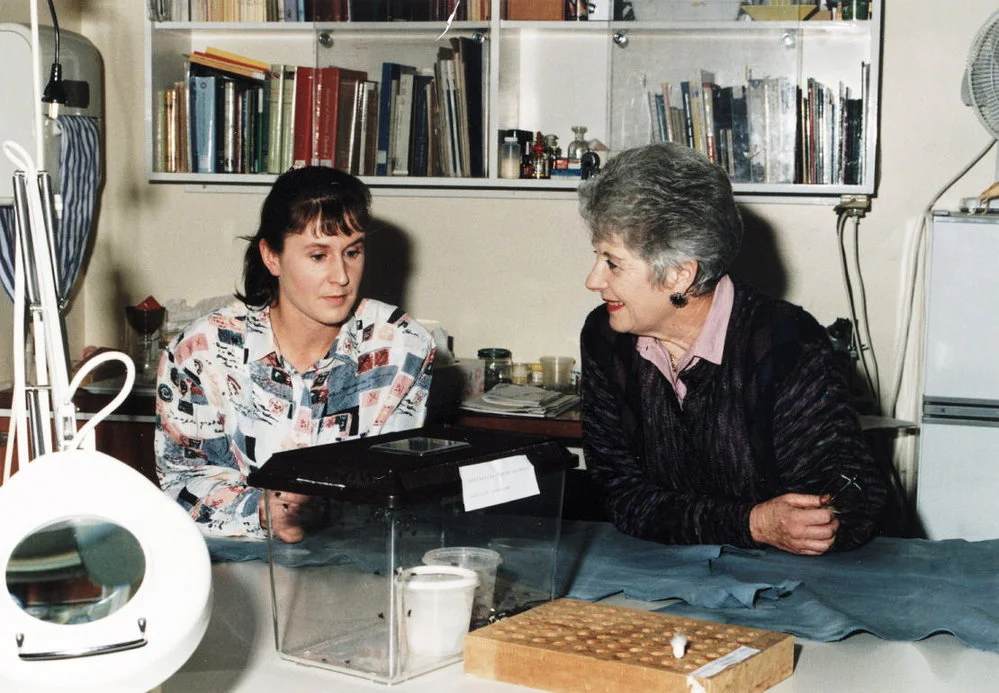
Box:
[154, 298, 435, 538]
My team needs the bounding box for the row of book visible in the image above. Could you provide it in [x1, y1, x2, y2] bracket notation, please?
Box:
[147, 0, 489, 22]
[649, 65, 869, 186]
[153, 41, 487, 178]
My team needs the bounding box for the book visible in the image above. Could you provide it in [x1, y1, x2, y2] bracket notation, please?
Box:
[292, 65, 315, 168]
[375, 62, 411, 176]
[189, 51, 267, 81]
[454, 36, 485, 177]
[334, 68, 369, 172]
[221, 78, 239, 172]
[280, 65, 297, 171]
[700, 69, 717, 164]
[679, 81, 694, 149]
[713, 84, 733, 174]
[153, 88, 166, 172]
[729, 85, 751, 183]
[391, 66, 416, 175]
[202, 46, 270, 73]
[190, 73, 217, 173]
[409, 71, 434, 176]
[266, 65, 286, 173]
[314, 66, 337, 167]
[358, 80, 380, 176]
[175, 79, 190, 173]
[163, 87, 177, 172]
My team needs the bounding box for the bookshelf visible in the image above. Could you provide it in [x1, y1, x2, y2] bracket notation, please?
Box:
[143, 1, 882, 201]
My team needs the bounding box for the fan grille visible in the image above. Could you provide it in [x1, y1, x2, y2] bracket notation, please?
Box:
[968, 11, 999, 139]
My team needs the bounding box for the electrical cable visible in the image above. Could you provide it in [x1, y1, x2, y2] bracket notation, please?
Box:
[848, 212, 881, 410]
[887, 138, 996, 417]
[41, 0, 66, 117]
[835, 207, 880, 412]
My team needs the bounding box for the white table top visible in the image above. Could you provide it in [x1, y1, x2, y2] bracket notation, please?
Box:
[161, 562, 999, 693]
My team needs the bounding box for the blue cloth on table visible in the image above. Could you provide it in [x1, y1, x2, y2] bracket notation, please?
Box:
[561, 523, 999, 653]
[206, 520, 999, 653]
[559, 522, 799, 607]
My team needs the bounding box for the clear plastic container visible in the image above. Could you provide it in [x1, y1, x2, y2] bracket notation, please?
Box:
[499, 137, 521, 179]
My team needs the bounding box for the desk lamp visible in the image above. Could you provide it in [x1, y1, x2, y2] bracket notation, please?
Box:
[0, 3, 212, 691]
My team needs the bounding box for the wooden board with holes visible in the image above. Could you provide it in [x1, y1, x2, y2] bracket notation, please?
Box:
[464, 598, 793, 693]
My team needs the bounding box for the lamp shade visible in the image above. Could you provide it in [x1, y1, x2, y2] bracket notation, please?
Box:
[0, 450, 212, 693]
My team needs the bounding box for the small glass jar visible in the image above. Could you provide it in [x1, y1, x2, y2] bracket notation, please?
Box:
[510, 362, 530, 385]
[478, 348, 513, 391]
[528, 363, 544, 387]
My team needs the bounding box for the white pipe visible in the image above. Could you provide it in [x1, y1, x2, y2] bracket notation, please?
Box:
[29, 0, 43, 166]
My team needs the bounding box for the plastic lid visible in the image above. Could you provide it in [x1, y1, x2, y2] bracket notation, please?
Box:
[403, 565, 479, 591]
[423, 546, 503, 569]
[478, 348, 512, 359]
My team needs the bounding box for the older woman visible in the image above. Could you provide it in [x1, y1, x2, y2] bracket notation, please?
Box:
[577, 143, 888, 554]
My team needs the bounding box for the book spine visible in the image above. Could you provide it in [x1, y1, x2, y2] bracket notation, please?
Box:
[410, 74, 432, 176]
[176, 80, 190, 173]
[280, 66, 296, 171]
[164, 87, 178, 173]
[315, 66, 338, 168]
[266, 66, 284, 173]
[292, 66, 315, 168]
[360, 81, 379, 176]
[153, 88, 166, 172]
[222, 79, 238, 173]
[375, 62, 396, 176]
[392, 68, 415, 175]
[192, 74, 217, 173]
[679, 81, 694, 149]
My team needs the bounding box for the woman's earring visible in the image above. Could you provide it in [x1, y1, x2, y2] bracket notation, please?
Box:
[669, 292, 688, 308]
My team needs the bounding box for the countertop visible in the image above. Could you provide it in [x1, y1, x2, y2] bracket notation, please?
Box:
[161, 561, 997, 692]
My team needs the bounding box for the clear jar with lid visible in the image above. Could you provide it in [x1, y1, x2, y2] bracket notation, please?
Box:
[478, 348, 513, 391]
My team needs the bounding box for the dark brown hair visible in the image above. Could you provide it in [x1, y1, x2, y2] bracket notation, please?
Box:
[237, 166, 371, 307]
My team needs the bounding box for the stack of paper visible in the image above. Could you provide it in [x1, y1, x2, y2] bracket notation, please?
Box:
[461, 384, 580, 418]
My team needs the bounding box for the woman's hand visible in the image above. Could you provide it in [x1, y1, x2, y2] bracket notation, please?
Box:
[749, 493, 839, 555]
[258, 490, 325, 543]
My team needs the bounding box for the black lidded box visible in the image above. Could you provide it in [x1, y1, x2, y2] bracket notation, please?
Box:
[247, 424, 578, 508]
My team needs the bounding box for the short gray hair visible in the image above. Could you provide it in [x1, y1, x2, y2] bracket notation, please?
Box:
[577, 143, 743, 295]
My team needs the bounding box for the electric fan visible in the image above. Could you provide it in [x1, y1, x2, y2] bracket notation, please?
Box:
[963, 10, 999, 207]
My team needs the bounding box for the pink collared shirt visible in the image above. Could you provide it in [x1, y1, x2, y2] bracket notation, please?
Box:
[636, 275, 734, 404]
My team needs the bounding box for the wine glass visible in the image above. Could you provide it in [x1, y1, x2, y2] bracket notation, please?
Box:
[124, 306, 166, 385]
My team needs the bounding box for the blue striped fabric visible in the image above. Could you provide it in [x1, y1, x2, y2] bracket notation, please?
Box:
[0, 207, 12, 301]
[0, 114, 101, 303]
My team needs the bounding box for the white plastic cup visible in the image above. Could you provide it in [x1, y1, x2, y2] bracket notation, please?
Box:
[402, 565, 479, 657]
[540, 355, 575, 393]
[422, 546, 502, 622]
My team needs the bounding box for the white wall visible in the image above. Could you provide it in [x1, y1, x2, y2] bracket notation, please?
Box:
[7, 2, 996, 431]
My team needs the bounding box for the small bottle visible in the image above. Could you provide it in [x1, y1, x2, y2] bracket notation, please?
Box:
[528, 363, 544, 387]
[478, 348, 513, 391]
[500, 137, 521, 179]
[531, 140, 548, 179]
[567, 126, 589, 161]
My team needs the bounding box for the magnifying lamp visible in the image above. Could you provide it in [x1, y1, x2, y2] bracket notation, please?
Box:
[0, 449, 212, 693]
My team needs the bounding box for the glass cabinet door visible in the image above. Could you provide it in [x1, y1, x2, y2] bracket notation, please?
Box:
[607, 3, 879, 198]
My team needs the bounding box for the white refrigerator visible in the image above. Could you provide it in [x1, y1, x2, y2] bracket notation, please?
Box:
[917, 212, 999, 540]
